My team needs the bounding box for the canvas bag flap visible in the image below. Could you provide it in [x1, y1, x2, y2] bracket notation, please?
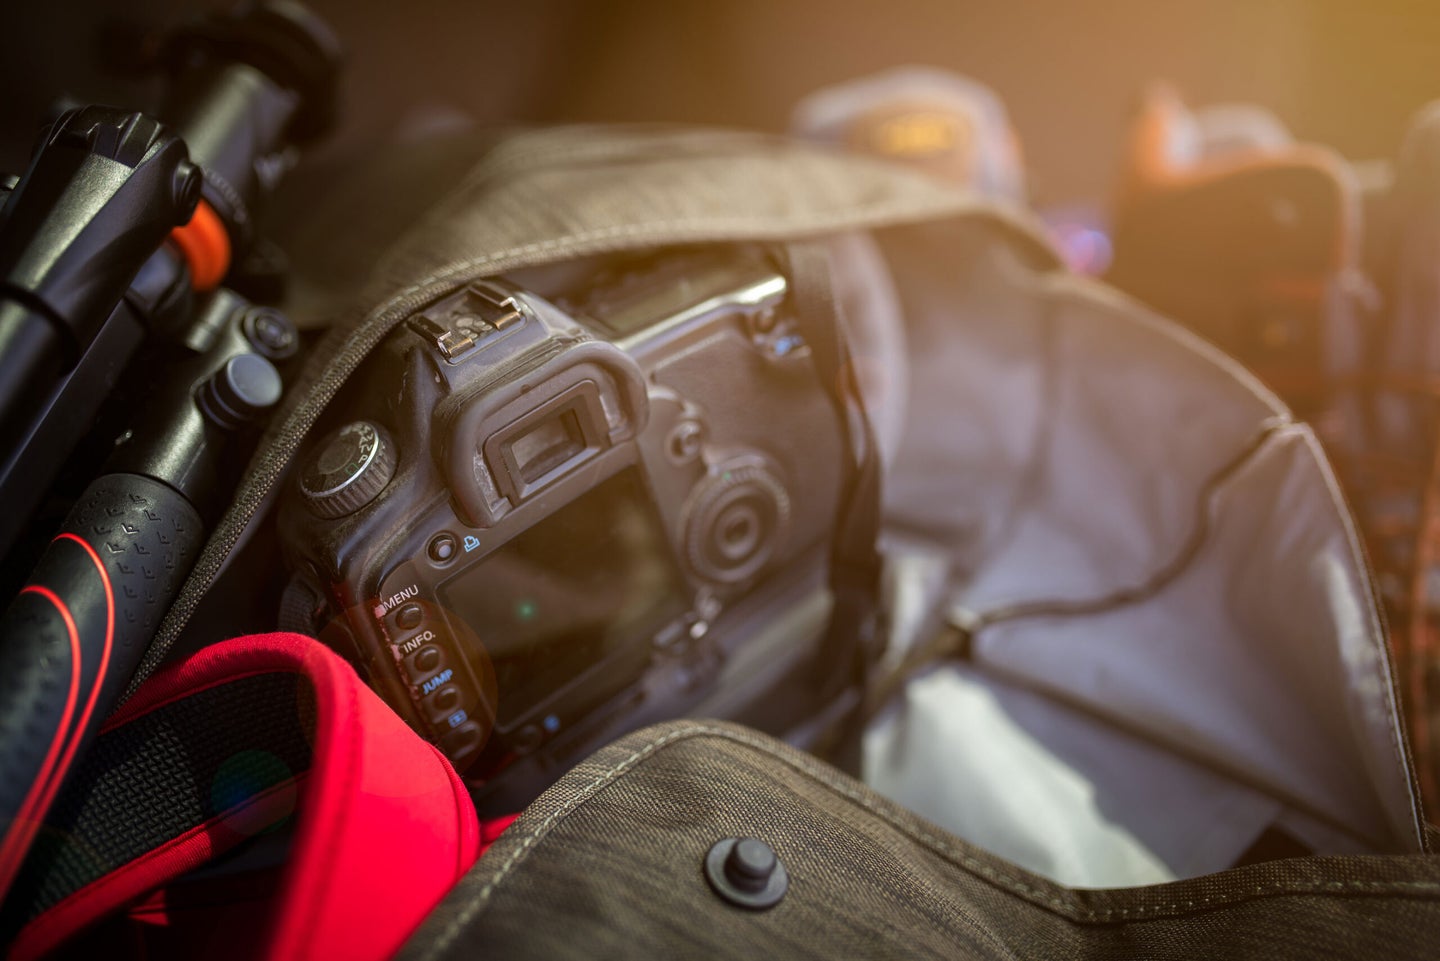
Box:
[397, 720, 1440, 961]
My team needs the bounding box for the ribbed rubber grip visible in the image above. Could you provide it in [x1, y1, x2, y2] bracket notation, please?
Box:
[0, 473, 202, 898]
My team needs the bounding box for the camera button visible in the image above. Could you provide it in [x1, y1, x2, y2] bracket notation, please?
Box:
[396, 603, 423, 630]
[413, 645, 442, 674]
[512, 724, 544, 755]
[431, 686, 462, 714]
[427, 533, 457, 564]
[440, 722, 483, 758]
[241, 307, 299, 360]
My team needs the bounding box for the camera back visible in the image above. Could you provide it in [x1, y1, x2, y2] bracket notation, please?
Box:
[279, 246, 845, 797]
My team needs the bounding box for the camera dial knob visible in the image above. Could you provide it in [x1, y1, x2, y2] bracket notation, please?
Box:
[683, 462, 791, 584]
[300, 421, 396, 519]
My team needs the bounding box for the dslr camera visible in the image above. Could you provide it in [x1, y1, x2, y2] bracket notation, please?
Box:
[280, 247, 847, 790]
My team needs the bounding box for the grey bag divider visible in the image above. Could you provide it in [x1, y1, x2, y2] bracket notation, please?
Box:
[865, 219, 1425, 886]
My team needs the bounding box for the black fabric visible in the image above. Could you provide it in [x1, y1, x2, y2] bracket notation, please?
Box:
[781, 242, 885, 767]
[402, 721, 1440, 961]
[0, 672, 313, 937]
[1233, 827, 1314, 868]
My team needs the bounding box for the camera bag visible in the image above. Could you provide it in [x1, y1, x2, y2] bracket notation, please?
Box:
[4, 124, 1436, 957]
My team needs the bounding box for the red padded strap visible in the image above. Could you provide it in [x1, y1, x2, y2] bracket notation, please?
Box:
[11, 633, 480, 961]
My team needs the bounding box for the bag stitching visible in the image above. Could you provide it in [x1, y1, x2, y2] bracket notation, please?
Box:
[384, 204, 979, 302]
[426, 725, 723, 953]
[421, 723, 1440, 958]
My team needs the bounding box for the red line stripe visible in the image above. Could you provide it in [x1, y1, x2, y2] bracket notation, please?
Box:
[31, 535, 116, 835]
[0, 586, 82, 899]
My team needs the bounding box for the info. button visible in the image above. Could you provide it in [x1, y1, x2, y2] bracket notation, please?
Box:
[413, 646, 442, 674]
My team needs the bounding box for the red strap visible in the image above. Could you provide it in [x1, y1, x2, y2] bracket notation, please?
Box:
[11, 633, 481, 961]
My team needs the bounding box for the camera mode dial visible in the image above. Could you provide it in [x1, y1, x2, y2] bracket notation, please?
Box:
[300, 421, 396, 519]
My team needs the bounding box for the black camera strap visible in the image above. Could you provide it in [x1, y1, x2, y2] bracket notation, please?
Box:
[781, 241, 885, 760]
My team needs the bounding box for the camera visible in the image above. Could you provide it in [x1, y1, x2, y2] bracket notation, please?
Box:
[279, 246, 847, 783]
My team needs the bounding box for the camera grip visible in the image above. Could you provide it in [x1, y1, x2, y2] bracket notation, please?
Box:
[0, 473, 201, 897]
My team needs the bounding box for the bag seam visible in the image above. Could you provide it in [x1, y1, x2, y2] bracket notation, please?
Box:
[420, 723, 1440, 958]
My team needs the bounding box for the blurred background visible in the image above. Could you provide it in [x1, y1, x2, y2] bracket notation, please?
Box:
[2, 0, 1438, 207]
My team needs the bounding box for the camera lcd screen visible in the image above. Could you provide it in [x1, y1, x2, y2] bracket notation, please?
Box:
[438, 468, 691, 727]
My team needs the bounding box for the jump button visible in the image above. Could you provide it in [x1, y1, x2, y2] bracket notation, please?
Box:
[396, 603, 423, 631]
[431, 686, 461, 714]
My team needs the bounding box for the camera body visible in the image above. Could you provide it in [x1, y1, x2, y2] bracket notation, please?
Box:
[279, 248, 844, 781]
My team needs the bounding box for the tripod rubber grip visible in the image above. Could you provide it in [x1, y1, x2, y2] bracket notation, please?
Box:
[0, 473, 202, 897]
